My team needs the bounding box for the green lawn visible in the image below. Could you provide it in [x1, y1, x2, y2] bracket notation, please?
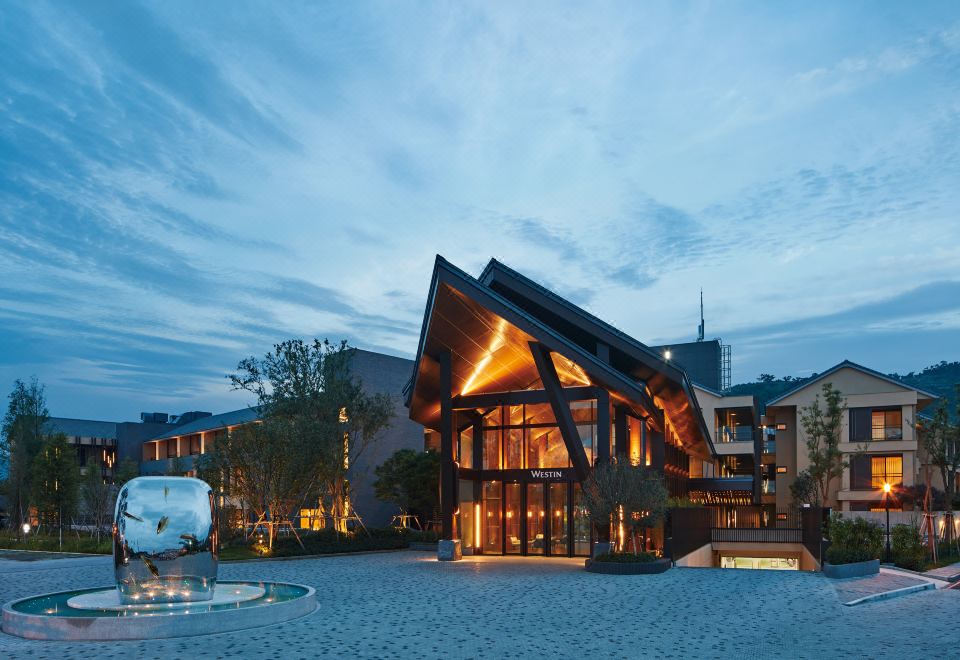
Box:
[0, 534, 112, 555]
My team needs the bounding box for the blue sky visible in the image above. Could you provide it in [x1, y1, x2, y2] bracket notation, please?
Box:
[2, 1, 959, 421]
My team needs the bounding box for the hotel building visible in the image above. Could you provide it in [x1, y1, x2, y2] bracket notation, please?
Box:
[405, 256, 944, 568]
[405, 256, 719, 558]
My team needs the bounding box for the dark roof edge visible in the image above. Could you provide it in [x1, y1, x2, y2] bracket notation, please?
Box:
[767, 359, 941, 406]
[479, 258, 715, 453]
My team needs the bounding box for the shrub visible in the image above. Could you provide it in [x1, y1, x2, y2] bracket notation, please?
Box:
[825, 514, 883, 565]
[891, 523, 926, 571]
[593, 551, 658, 563]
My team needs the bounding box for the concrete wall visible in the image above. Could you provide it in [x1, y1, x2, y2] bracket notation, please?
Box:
[348, 350, 425, 527]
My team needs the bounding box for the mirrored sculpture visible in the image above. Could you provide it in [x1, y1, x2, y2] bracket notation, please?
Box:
[113, 476, 218, 604]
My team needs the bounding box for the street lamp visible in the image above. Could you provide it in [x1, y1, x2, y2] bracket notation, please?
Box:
[882, 482, 892, 563]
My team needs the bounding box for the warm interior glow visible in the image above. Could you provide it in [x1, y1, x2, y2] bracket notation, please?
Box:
[460, 317, 508, 395]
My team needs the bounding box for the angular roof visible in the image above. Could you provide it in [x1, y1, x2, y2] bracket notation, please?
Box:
[148, 407, 260, 441]
[766, 359, 939, 407]
[406, 256, 714, 459]
[479, 258, 714, 453]
[46, 417, 117, 439]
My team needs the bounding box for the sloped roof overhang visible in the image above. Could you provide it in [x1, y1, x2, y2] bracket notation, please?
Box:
[477, 259, 715, 456]
[406, 257, 714, 460]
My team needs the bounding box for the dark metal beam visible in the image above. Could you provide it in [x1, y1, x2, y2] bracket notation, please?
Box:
[528, 342, 591, 481]
[614, 407, 628, 458]
[596, 389, 610, 465]
[452, 386, 598, 411]
[438, 351, 455, 540]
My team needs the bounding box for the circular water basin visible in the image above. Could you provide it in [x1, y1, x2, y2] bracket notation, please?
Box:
[2, 581, 316, 640]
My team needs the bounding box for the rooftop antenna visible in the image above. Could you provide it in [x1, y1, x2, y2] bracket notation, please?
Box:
[697, 289, 704, 342]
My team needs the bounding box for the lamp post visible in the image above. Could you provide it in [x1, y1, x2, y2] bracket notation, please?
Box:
[883, 482, 892, 563]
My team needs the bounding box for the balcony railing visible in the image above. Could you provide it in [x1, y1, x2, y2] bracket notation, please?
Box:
[711, 528, 802, 544]
[762, 479, 776, 495]
[870, 426, 903, 441]
[716, 425, 753, 443]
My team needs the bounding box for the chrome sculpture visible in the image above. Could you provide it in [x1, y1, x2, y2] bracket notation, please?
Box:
[113, 476, 218, 604]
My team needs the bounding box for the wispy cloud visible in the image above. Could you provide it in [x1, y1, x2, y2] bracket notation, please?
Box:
[1, 2, 958, 417]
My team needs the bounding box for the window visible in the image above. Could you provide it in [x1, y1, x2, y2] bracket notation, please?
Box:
[851, 407, 902, 442]
[851, 454, 902, 490]
[871, 455, 902, 489]
[871, 409, 902, 441]
[483, 429, 501, 469]
[167, 438, 178, 458]
[190, 434, 201, 455]
[458, 426, 473, 469]
[776, 466, 788, 474]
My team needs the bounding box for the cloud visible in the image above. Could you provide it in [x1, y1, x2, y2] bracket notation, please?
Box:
[1, 2, 958, 418]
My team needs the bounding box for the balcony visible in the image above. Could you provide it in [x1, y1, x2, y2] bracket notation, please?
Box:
[869, 426, 903, 442]
[716, 425, 754, 443]
[763, 440, 776, 455]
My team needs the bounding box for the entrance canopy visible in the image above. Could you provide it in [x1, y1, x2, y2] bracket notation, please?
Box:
[406, 257, 714, 460]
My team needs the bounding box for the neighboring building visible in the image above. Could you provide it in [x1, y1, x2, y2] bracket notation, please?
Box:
[45, 416, 176, 479]
[138, 349, 424, 528]
[406, 256, 717, 558]
[766, 361, 938, 512]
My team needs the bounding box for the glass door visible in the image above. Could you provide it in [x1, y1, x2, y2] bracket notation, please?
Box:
[549, 482, 569, 556]
[505, 483, 522, 554]
[526, 483, 545, 555]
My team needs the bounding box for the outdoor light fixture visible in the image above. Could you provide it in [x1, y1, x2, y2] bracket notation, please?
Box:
[21, 523, 30, 535]
[663, 350, 672, 360]
[882, 482, 893, 562]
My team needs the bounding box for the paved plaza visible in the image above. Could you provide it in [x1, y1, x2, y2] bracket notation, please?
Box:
[0, 551, 957, 659]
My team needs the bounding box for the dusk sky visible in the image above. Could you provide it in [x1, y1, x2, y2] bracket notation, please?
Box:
[2, 1, 959, 421]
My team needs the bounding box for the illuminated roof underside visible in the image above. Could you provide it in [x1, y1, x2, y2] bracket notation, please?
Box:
[407, 257, 714, 460]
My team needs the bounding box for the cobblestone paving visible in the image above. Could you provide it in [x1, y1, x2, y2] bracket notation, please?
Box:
[829, 571, 930, 603]
[1, 552, 957, 659]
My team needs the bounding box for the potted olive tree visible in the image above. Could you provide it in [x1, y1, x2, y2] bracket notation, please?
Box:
[582, 460, 671, 574]
[822, 513, 883, 578]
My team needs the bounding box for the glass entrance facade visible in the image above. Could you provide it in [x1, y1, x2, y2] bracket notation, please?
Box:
[454, 400, 597, 557]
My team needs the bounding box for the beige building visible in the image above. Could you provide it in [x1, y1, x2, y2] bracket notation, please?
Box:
[765, 361, 938, 512]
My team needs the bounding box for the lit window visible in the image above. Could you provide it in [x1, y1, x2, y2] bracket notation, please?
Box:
[776, 466, 788, 474]
[870, 455, 902, 489]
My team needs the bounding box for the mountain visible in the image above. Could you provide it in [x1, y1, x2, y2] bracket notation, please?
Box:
[726, 361, 960, 416]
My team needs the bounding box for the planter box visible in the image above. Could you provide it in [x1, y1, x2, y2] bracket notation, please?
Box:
[823, 559, 880, 579]
[584, 558, 672, 575]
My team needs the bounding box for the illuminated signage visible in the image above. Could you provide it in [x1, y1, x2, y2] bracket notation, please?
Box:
[529, 470, 564, 479]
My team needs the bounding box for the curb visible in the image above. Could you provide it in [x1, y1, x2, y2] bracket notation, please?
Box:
[842, 582, 935, 607]
[220, 547, 406, 563]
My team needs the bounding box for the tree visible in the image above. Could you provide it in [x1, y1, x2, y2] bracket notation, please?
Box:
[31, 433, 79, 545]
[790, 469, 817, 507]
[1, 378, 49, 532]
[80, 464, 113, 543]
[799, 383, 849, 506]
[923, 388, 960, 549]
[373, 449, 440, 523]
[582, 460, 667, 553]
[224, 339, 393, 546]
[113, 458, 140, 487]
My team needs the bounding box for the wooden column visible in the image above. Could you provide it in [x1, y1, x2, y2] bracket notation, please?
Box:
[439, 351, 455, 540]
